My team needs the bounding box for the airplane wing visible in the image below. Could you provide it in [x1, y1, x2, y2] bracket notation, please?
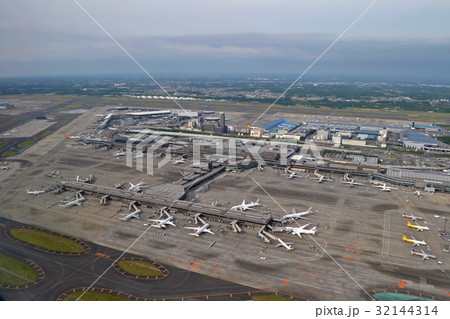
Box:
[292, 231, 303, 238]
[204, 229, 215, 235]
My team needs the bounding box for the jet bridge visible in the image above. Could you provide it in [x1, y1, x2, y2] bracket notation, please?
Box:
[61, 181, 272, 226]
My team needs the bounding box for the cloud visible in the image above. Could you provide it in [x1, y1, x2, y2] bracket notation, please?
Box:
[0, 31, 449, 81]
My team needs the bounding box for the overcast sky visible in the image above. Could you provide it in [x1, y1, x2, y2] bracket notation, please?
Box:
[1, 0, 449, 81]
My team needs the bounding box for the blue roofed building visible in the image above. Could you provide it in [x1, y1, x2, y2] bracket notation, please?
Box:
[404, 130, 440, 150]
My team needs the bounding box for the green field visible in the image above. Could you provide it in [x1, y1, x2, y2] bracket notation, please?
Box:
[436, 136, 450, 145]
[118, 260, 162, 276]
[252, 295, 292, 301]
[0, 254, 38, 285]
[373, 293, 432, 301]
[10, 228, 85, 253]
[64, 291, 129, 301]
[1, 150, 17, 157]
[34, 130, 53, 139]
[17, 140, 35, 149]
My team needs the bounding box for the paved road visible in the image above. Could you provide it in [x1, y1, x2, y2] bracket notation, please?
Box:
[0, 216, 267, 301]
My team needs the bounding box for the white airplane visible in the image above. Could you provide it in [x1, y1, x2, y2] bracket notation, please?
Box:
[146, 215, 176, 229]
[134, 151, 145, 159]
[231, 199, 261, 211]
[0, 164, 10, 170]
[373, 184, 397, 192]
[285, 224, 317, 238]
[287, 172, 302, 179]
[120, 209, 142, 221]
[64, 135, 80, 139]
[129, 181, 147, 192]
[184, 223, 215, 236]
[174, 158, 186, 164]
[275, 238, 294, 251]
[60, 196, 85, 207]
[402, 235, 427, 247]
[281, 207, 313, 220]
[341, 179, 365, 187]
[26, 189, 45, 195]
[402, 212, 423, 222]
[411, 249, 436, 261]
[313, 175, 331, 183]
[114, 150, 126, 157]
[407, 221, 430, 232]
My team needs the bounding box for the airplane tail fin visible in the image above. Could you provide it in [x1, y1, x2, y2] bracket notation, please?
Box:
[256, 199, 260, 203]
[410, 249, 415, 254]
[307, 207, 312, 213]
[310, 226, 317, 235]
[402, 235, 407, 240]
[64, 135, 71, 139]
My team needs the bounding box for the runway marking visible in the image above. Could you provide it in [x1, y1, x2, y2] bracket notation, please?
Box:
[398, 280, 407, 289]
[192, 260, 204, 270]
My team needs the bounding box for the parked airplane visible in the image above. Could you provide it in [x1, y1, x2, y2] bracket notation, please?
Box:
[129, 181, 147, 192]
[402, 235, 427, 247]
[373, 184, 397, 192]
[407, 221, 430, 232]
[120, 209, 142, 221]
[402, 212, 423, 222]
[184, 223, 215, 236]
[0, 163, 10, 170]
[26, 189, 45, 195]
[146, 214, 176, 229]
[313, 175, 331, 183]
[285, 224, 317, 238]
[64, 135, 80, 139]
[60, 194, 85, 207]
[135, 151, 145, 159]
[275, 238, 294, 251]
[281, 207, 313, 221]
[114, 150, 126, 157]
[174, 158, 186, 164]
[231, 199, 261, 211]
[341, 179, 365, 187]
[287, 172, 302, 179]
[411, 249, 436, 261]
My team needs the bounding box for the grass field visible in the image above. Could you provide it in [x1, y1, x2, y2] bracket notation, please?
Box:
[0, 254, 38, 285]
[64, 291, 129, 301]
[10, 228, 85, 253]
[252, 295, 292, 301]
[17, 140, 35, 149]
[0, 141, 8, 148]
[373, 293, 432, 301]
[118, 260, 162, 276]
[1, 150, 17, 157]
[34, 130, 53, 139]
[436, 136, 450, 145]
